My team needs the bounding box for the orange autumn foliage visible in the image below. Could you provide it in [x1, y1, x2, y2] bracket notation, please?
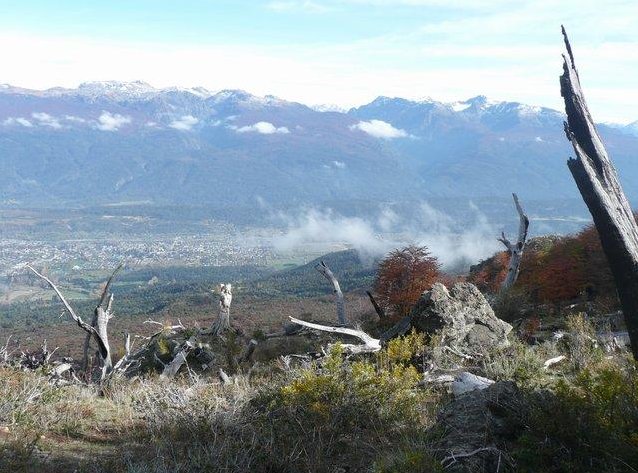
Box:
[469, 225, 617, 305]
[373, 245, 441, 319]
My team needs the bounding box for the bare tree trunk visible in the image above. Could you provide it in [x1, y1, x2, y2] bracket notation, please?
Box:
[498, 193, 529, 291]
[210, 284, 233, 336]
[315, 261, 347, 325]
[560, 27, 638, 360]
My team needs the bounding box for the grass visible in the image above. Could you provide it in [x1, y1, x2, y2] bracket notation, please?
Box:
[1, 316, 637, 472]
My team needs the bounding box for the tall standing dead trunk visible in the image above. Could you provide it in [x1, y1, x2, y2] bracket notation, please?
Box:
[83, 264, 122, 374]
[211, 283, 233, 336]
[316, 261, 347, 325]
[560, 27, 638, 360]
[498, 193, 529, 291]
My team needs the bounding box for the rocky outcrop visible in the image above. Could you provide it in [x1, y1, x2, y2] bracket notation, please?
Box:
[410, 282, 512, 352]
[434, 381, 527, 472]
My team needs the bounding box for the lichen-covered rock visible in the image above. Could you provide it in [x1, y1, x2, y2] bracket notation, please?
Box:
[410, 282, 512, 352]
[434, 381, 527, 472]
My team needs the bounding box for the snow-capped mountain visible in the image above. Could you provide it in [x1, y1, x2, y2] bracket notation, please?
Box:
[0, 82, 637, 210]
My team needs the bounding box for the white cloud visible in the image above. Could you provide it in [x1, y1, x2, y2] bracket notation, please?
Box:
[234, 121, 290, 134]
[96, 111, 131, 131]
[1, 1, 638, 122]
[534, 136, 544, 142]
[64, 115, 86, 123]
[272, 202, 501, 269]
[32, 112, 62, 129]
[3, 117, 33, 127]
[169, 115, 198, 131]
[333, 160, 346, 168]
[350, 119, 407, 139]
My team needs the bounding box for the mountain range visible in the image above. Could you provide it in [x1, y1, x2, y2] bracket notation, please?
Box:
[1, 81, 637, 212]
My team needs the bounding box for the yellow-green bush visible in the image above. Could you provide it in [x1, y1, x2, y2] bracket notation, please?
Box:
[515, 362, 638, 472]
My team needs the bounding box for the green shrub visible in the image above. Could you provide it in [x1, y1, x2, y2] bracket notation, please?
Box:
[515, 363, 638, 472]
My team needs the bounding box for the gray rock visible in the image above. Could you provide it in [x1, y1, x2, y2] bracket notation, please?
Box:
[435, 381, 527, 472]
[410, 282, 512, 352]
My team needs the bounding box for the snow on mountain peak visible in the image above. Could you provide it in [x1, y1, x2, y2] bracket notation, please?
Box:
[75, 81, 157, 99]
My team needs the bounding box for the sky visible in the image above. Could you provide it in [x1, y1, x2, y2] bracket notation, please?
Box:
[0, 0, 637, 123]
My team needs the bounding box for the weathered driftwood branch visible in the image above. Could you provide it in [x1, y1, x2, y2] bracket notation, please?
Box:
[366, 291, 386, 319]
[210, 283, 233, 336]
[315, 261, 347, 325]
[560, 27, 638, 359]
[441, 447, 502, 469]
[289, 316, 381, 355]
[543, 355, 566, 369]
[218, 368, 231, 384]
[160, 339, 195, 378]
[498, 193, 529, 291]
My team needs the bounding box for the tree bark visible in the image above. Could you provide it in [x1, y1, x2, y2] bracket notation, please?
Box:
[498, 193, 529, 291]
[560, 26, 638, 360]
[315, 261, 347, 325]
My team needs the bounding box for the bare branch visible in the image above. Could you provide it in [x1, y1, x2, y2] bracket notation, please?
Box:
[26, 264, 108, 359]
[98, 262, 124, 308]
[289, 316, 381, 354]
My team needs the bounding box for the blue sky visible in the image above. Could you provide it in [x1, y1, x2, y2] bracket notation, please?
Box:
[0, 0, 637, 122]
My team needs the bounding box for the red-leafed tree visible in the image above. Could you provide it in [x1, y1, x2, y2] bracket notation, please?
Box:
[373, 245, 440, 319]
[469, 224, 620, 306]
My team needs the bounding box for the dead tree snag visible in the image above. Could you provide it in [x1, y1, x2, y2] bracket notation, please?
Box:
[210, 283, 233, 336]
[27, 263, 123, 380]
[560, 27, 638, 359]
[316, 261, 347, 325]
[498, 193, 529, 291]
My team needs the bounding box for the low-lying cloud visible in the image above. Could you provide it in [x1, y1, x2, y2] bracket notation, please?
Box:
[2, 117, 33, 127]
[96, 111, 131, 131]
[272, 202, 502, 270]
[169, 115, 199, 131]
[234, 121, 290, 134]
[350, 119, 408, 139]
[32, 112, 62, 129]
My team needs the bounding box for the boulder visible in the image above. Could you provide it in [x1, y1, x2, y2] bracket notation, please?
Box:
[410, 282, 512, 352]
[434, 381, 527, 473]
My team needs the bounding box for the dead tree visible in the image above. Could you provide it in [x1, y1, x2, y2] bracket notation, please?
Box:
[498, 193, 529, 291]
[82, 263, 123, 373]
[210, 283, 233, 336]
[27, 264, 122, 380]
[560, 27, 638, 359]
[316, 261, 347, 325]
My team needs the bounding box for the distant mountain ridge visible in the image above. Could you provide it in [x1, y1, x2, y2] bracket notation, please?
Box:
[1, 82, 638, 210]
